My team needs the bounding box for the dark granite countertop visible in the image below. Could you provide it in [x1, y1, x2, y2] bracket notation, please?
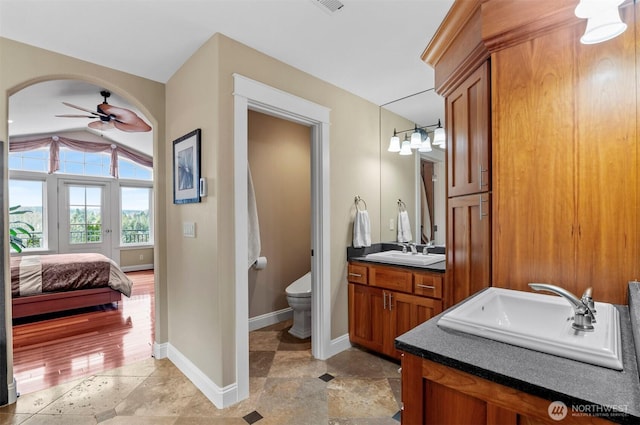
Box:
[347, 243, 446, 273]
[395, 284, 640, 424]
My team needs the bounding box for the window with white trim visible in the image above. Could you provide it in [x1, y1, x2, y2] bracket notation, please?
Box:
[120, 185, 153, 246]
[8, 179, 47, 250]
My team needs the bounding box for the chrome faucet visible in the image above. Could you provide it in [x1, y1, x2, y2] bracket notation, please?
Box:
[528, 283, 596, 332]
[409, 243, 418, 254]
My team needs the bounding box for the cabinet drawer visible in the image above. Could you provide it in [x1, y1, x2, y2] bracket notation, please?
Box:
[348, 263, 368, 284]
[413, 272, 443, 299]
[369, 267, 412, 293]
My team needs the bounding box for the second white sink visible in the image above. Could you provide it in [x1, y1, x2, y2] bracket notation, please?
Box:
[437, 287, 622, 370]
[365, 251, 445, 267]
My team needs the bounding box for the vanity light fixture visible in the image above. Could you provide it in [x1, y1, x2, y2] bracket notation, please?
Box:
[388, 129, 401, 152]
[388, 119, 445, 156]
[399, 134, 412, 156]
[575, 0, 627, 44]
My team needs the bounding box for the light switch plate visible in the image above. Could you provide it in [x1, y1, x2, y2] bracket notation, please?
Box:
[183, 222, 196, 238]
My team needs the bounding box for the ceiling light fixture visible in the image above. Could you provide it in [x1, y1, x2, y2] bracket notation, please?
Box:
[575, 0, 627, 44]
[387, 120, 445, 156]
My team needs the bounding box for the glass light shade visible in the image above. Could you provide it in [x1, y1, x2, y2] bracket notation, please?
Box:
[575, 0, 623, 18]
[433, 127, 446, 146]
[410, 128, 422, 149]
[580, 8, 627, 44]
[418, 136, 432, 152]
[399, 139, 412, 156]
[388, 135, 401, 152]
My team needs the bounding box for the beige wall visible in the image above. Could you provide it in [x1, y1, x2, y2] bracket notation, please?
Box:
[120, 248, 154, 269]
[0, 37, 167, 392]
[248, 110, 311, 319]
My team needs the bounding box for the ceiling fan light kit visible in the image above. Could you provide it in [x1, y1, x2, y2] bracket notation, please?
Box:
[55, 90, 152, 133]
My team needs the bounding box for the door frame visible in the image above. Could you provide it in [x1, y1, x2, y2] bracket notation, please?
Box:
[233, 74, 331, 402]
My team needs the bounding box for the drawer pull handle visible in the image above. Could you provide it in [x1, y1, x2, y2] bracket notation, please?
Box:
[348, 273, 362, 277]
[417, 284, 436, 290]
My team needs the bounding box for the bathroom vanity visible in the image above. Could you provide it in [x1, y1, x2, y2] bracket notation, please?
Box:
[347, 251, 445, 360]
[395, 283, 640, 424]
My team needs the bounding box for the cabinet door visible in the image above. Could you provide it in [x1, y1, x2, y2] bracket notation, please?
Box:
[387, 292, 442, 358]
[447, 193, 491, 307]
[447, 61, 490, 197]
[348, 283, 385, 353]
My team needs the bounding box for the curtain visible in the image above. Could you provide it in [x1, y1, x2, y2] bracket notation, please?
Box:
[9, 135, 153, 178]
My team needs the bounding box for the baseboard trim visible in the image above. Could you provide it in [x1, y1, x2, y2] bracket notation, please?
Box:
[121, 264, 154, 272]
[325, 333, 351, 359]
[153, 342, 168, 359]
[8, 377, 17, 405]
[248, 307, 293, 331]
[167, 343, 237, 408]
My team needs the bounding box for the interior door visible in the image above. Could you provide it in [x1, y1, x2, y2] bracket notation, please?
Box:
[58, 181, 111, 256]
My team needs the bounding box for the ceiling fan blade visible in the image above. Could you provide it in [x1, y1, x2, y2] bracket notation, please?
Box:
[62, 101, 107, 117]
[55, 114, 97, 118]
[88, 120, 116, 131]
[100, 104, 152, 132]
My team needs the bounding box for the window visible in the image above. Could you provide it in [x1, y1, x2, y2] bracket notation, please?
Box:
[69, 185, 103, 244]
[120, 186, 152, 245]
[119, 158, 152, 180]
[59, 148, 112, 177]
[9, 149, 49, 173]
[8, 179, 46, 250]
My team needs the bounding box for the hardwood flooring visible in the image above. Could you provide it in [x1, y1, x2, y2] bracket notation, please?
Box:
[11, 270, 155, 396]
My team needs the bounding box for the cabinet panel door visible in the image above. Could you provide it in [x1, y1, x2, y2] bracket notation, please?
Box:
[348, 283, 385, 352]
[447, 61, 490, 197]
[425, 381, 487, 425]
[387, 292, 442, 357]
[447, 193, 491, 307]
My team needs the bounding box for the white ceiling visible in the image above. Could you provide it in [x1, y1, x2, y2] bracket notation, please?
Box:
[1, 0, 453, 156]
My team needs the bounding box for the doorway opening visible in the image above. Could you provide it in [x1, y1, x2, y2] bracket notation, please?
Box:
[233, 74, 331, 404]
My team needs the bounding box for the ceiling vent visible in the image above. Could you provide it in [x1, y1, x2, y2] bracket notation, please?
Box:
[312, 0, 344, 14]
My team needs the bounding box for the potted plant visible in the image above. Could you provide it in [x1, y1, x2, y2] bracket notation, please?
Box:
[10, 205, 34, 253]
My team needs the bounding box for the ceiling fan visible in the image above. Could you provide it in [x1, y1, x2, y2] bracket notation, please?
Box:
[56, 90, 151, 132]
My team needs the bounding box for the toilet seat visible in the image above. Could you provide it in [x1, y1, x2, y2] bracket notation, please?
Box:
[286, 272, 311, 297]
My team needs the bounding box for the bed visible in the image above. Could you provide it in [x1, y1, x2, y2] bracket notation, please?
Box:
[10, 253, 133, 319]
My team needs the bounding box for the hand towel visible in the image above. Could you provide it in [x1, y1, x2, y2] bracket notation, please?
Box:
[353, 210, 371, 248]
[397, 210, 412, 243]
[248, 166, 261, 268]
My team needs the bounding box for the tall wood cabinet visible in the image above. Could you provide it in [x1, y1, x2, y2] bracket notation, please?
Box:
[444, 53, 492, 307]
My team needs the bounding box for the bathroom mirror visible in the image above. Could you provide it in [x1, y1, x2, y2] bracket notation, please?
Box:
[380, 89, 446, 246]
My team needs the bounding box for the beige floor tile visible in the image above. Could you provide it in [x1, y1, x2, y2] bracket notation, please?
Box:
[267, 351, 326, 378]
[97, 358, 158, 378]
[326, 349, 399, 378]
[249, 331, 280, 351]
[174, 417, 247, 424]
[0, 412, 31, 425]
[257, 378, 327, 423]
[4, 378, 84, 415]
[21, 414, 97, 425]
[39, 376, 145, 416]
[101, 416, 178, 425]
[182, 377, 265, 418]
[327, 378, 399, 419]
[115, 375, 199, 417]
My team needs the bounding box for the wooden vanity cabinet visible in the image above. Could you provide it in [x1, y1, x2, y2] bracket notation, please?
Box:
[348, 263, 443, 360]
[401, 353, 615, 425]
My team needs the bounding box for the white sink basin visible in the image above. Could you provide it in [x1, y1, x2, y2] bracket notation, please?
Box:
[437, 287, 622, 370]
[365, 251, 445, 267]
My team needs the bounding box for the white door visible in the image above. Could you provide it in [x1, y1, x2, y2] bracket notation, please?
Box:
[58, 181, 111, 256]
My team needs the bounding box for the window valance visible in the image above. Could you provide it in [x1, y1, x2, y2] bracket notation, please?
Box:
[9, 135, 153, 178]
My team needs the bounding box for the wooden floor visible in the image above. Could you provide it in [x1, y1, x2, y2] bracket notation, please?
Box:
[12, 270, 155, 395]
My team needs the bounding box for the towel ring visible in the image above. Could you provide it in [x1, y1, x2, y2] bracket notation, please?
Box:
[355, 196, 367, 211]
[397, 199, 407, 212]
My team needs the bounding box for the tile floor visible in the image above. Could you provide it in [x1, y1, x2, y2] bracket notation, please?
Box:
[0, 320, 402, 424]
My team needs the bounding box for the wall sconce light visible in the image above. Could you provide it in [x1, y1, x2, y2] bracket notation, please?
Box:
[575, 0, 627, 44]
[387, 120, 445, 156]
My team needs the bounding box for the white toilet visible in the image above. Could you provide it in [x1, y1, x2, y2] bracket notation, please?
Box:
[285, 272, 312, 339]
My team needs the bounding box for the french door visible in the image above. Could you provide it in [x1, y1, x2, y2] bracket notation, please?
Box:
[58, 180, 112, 256]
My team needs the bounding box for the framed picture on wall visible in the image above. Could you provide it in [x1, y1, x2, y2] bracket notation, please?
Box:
[173, 129, 201, 204]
